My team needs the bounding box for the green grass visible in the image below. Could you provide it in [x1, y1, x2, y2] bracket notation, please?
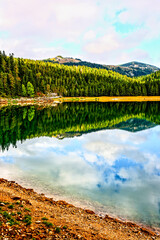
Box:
[2, 211, 12, 220]
[11, 212, 15, 216]
[8, 204, 14, 209]
[23, 215, 32, 226]
[12, 100, 18, 104]
[8, 218, 19, 226]
[42, 217, 48, 220]
[43, 221, 53, 227]
[55, 227, 61, 233]
[1, 210, 19, 226]
[25, 208, 31, 212]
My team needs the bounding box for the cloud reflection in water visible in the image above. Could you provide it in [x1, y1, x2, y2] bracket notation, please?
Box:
[0, 127, 160, 227]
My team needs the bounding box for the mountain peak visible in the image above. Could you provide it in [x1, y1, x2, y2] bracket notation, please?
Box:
[120, 61, 159, 70]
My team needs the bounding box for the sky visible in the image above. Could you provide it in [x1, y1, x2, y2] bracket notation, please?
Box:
[0, 0, 160, 66]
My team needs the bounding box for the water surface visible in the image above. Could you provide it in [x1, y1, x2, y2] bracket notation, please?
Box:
[0, 102, 160, 228]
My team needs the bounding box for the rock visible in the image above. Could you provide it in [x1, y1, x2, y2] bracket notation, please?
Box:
[85, 209, 95, 215]
[35, 221, 41, 224]
[12, 196, 21, 200]
[140, 227, 157, 236]
[25, 199, 32, 205]
[0, 202, 5, 206]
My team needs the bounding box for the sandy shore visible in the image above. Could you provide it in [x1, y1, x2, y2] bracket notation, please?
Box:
[0, 178, 159, 240]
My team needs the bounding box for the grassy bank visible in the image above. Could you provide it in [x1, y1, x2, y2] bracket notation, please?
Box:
[1, 96, 160, 106]
[57, 96, 160, 102]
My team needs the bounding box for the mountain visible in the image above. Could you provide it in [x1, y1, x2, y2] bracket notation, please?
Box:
[120, 61, 159, 77]
[56, 118, 156, 140]
[43, 57, 159, 77]
[114, 118, 156, 132]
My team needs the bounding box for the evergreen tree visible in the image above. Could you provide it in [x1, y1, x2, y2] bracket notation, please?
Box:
[22, 84, 27, 97]
[27, 82, 35, 97]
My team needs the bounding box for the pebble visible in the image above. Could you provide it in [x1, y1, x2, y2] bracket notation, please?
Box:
[12, 196, 21, 200]
[0, 202, 5, 206]
[35, 221, 41, 224]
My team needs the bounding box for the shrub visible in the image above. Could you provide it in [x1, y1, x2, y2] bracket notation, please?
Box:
[8, 204, 14, 209]
[42, 217, 48, 220]
[55, 227, 61, 233]
[43, 221, 53, 227]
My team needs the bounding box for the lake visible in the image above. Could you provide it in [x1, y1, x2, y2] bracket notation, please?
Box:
[0, 102, 160, 229]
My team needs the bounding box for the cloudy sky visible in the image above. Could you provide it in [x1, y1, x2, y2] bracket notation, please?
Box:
[0, 0, 160, 66]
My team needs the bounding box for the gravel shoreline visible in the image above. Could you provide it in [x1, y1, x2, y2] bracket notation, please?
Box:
[0, 178, 160, 240]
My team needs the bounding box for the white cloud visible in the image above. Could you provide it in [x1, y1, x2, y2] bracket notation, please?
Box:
[0, 0, 98, 40]
[84, 25, 153, 65]
[98, 0, 160, 36]
[0, 137, 100, 189]
[144, 153, 160, 174]
[86, 141, 122, 165]
[84, 0, 160, 65]
[0, 0, 99, 58]
[117, 0, 160, 38]
[85, 31, 120, 54]
[83, 30, 96, 41]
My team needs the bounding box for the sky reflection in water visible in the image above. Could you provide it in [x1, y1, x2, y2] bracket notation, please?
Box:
[1, 126, 160, 227]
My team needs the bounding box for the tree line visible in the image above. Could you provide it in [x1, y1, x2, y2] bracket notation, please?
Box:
[0, 50, 160, 98]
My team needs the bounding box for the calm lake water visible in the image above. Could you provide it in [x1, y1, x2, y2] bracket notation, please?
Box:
[0, 102, 160, 228]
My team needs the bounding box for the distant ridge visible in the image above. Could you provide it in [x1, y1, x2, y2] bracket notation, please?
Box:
[120, 61, 158, 69]
[43, 57, 159, 77]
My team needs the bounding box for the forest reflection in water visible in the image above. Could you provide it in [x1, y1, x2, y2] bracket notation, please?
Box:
[0, 101, 159, 150]
[0, 102, 160, 228]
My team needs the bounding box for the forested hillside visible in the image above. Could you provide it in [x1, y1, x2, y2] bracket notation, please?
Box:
[0, 50, 160, 98]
